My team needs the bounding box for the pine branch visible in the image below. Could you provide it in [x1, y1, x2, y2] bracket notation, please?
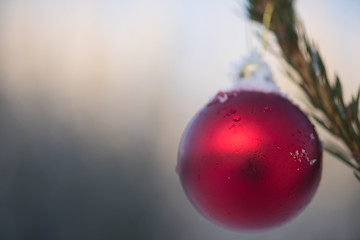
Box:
[246, 0, 360, 181]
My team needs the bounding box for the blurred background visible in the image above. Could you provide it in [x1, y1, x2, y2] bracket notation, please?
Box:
[0, 0, 359, 239]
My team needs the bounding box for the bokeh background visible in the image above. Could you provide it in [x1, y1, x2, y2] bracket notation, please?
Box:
[0, 0, 359, 239]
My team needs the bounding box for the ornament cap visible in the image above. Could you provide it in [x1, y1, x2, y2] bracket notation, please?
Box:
[230, 50, 280, 94]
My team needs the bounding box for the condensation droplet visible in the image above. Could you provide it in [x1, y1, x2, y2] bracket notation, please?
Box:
[224, 109, 237, 118]
[276, 146, 282, 151]
[310, 133, 315, 140]
[310, 159, 317, 166]
[233, 115, 241, 122]
[264, 107, 272, 112]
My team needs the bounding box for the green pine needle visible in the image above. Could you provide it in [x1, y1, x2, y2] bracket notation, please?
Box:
[246, 0, 360, 182]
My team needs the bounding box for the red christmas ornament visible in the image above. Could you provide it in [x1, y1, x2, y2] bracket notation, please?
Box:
[177, 52, 322, 230]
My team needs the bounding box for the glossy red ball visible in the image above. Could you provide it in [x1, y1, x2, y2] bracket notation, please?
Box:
[177, 90, 322, 230]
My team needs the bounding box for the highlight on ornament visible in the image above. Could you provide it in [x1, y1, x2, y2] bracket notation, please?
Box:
[177, 51, 322, 231]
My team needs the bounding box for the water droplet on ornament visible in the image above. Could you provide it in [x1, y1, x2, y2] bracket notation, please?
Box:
[233, 115, 241, 122]
[310, 133, 315, 140]
[224, 109, 237, 118]
[264, 107, 272, 112]
[310, 159, 317, 165]
[227, 176, 231, 180]
[276, 146, 282, 151]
